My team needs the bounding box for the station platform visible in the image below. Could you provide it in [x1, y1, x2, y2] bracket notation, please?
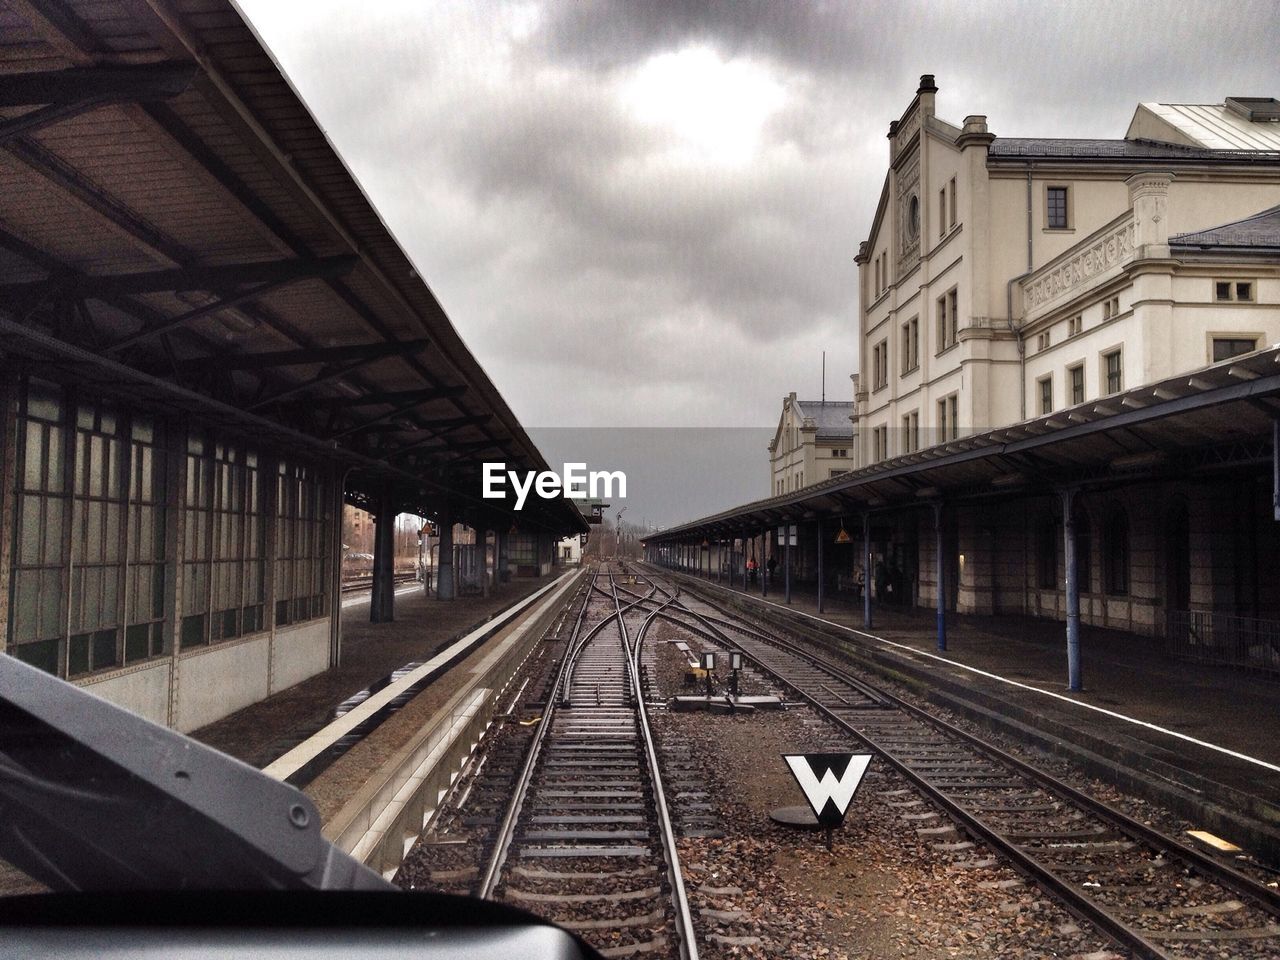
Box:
[654, 566, 1280, 864]
[193, 575, 560, 773]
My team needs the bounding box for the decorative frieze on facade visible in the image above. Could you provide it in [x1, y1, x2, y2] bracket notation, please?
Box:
[1023, 214, 1136, 314]
[891, 107, 921, 164]
[896, 157, 921, 276]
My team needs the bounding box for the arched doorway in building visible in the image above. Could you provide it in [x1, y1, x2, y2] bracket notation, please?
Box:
[1165, 500, 1191, 634]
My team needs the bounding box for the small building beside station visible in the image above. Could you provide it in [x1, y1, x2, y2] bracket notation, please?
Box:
[768, 391, 857, 496]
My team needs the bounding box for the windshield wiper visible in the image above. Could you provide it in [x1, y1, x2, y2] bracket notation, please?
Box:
[0, 653, 392, 892]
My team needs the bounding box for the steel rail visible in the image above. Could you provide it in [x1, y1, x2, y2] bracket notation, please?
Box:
[611, 579, 700, 960]
[645, 576, 1171, 958]
[649, 566, 1280, 958]
[561, 579, 657, 706]
[673, 578, 1280, 918]
[474, 570, 597, 899]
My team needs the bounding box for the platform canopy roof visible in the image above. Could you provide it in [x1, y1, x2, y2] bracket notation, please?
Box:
[646, 345, 1280, 542]
[0, 0, 585, 536]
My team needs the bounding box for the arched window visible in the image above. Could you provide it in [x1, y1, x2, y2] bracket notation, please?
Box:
[1104, 506, 1129, 596]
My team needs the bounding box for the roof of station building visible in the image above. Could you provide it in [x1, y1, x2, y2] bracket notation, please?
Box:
[987, 138, 1280, 163]
[646, 345, 1280, 541]
[0, 0, 584, 534]
[1170, 204, 1280, 249]
[1130, 100, 1280, 151]
[790, 400, 856, 440]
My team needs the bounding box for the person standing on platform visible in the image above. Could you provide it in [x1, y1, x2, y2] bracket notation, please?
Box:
[747, 556, 758, 585]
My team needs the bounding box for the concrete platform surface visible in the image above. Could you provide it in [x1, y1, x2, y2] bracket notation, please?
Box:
[192, 576, 559, 771]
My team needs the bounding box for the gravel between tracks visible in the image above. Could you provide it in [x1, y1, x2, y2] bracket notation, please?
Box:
[649, 608, 1122, 959]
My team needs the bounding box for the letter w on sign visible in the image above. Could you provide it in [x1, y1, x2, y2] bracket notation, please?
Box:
[783, 753, 872, 828]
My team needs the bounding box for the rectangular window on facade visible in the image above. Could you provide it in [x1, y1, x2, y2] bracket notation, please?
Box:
[874, 258, 880, 296]
[275, 461, 330, 628]
[1069, 364, 1085, 405]
[182, 438, 266, 647]
[937, 395, 959, 443]
[949, 177, 957, 229]
[939, 186, 947, 238]
[1068, 315, 1082, 337]
[1212, 337, 1257, 362]
[936, 289, 959, 351]
[1215, 280, 1255, 302]
[901, 411, 920, 453]
[10, 382, 169, 679]
[873, 339, 889, 390]
[1104, 349, 1123, 395]
[1046, 185, 1069, 229]
[1036, 331, 1050, 353]
[1039, 376, 1053, 415]
[901, 316, 919, 373]
[873, 425, 888, 462]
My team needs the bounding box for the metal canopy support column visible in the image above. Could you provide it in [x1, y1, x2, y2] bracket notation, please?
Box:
[437, 503, 455, 601]
[761, 527, 769, 598]
[784, 522, 792, 605]
[934, 502, 946, 652]
[0, 376, 16, 650]
[816, 518, 825, 614]
[497, 527, 509, 583]
[1062, 488, 1083, 691]
[1273, 418, 1279, 521]
[478, 528, 490, 598]
[863, 513, 872, 630]
[370, 484, 396, 623]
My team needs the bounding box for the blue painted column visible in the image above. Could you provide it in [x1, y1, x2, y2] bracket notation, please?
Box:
[934, 502, 946, 651]
[862, 513, 872, 629]
[816, 518, 825, 614]
[1062, 488, 1082, 691]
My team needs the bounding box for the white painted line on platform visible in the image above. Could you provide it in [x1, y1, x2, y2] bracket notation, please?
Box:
[265, 571, 579, 782]
[685, 575, 1280, 777]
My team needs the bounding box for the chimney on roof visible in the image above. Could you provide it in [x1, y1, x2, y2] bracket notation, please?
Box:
[917, 74, 937, 117]
[957, 114, 995, 150]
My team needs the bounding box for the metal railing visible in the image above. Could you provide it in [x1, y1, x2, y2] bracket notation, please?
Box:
[1166, 610, 1280, 674]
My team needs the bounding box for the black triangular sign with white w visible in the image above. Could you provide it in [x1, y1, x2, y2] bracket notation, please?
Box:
[783, 753, 872, 828]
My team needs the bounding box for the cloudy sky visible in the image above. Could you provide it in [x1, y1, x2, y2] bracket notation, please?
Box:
[234, 0, 1278, 432]
[232, 2, 1277, 525]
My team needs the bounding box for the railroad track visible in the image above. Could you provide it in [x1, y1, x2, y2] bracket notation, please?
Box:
[474, 567, 698, 960]
[633, 565, 1280, 960]
[340, 571, 416, 594]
